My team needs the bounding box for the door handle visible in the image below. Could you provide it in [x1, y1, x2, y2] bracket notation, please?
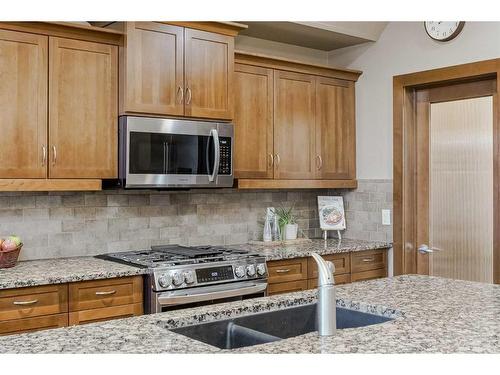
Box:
[186, 87, 192, 105]
[418, 244, 443, 254]
[268, 153, 274, 168]
[209, 128, 220, 182]
[275, 154, 281, 168]
[316, 155, 323, 170]
[52, 145, 57, 166]
[177, 86, 184, 104]
[42, 145, 47, 166]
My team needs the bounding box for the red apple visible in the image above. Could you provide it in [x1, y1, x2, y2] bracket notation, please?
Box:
[1, 239, 18, 251]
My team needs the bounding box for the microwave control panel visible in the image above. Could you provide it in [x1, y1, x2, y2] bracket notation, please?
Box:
[218, 137, 232, 175]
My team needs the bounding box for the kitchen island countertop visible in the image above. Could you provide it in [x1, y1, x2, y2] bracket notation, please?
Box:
[1, 275, 500, 353]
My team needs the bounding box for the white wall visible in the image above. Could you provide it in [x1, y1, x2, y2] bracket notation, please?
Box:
[328, 22, 500, 179]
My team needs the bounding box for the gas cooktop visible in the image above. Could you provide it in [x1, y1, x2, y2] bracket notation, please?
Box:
[97, 244, 258, 269]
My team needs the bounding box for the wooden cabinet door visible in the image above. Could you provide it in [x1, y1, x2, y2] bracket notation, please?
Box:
[273, 70, 316, 179]
[184, 28, 233, 119]
[49, 37, 118, 178]
[124, 22, 184, 116]
[315, 77, 356, 179]
[0, 29, 48, 178]
[234, 64, 273, 179]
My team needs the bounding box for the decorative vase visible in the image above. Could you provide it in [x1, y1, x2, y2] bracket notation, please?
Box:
[283, 224, 298, 240]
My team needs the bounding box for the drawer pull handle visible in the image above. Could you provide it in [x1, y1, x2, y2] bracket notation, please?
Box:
[362, 258, 375, 262]
[95, 290, 117, 296]
[275, 269, 291, 273]
[13, 299, 39, 306]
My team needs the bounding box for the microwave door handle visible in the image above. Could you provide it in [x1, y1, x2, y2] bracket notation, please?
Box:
[163, 142, 168, 174]
[209, 128, 220, 182]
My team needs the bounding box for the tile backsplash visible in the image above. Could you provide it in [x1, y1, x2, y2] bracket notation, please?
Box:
[0, 179, 392, 260]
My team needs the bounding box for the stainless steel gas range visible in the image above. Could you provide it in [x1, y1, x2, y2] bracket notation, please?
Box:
[97, 245, 268, 314]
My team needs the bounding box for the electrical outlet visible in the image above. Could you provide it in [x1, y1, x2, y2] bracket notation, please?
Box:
[382, 209, 391, 226]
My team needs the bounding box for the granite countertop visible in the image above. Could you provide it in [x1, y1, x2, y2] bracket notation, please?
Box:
[236, 238, 392, 261]
[2, 275, 500, 353]
[0, 257, 147, 290]
[0, 239, 390, 290]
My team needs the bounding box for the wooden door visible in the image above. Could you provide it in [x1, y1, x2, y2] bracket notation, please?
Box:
[0, 29, 48, 178]
[49, 37, 118, 178]
[273, 70, 316, 179]
[184, 28, 233, 119]
[124, 22, 184, 116]
[413, 80, 497, 282]
[315, 77, 356, 179]
[233, 64, 274, 179]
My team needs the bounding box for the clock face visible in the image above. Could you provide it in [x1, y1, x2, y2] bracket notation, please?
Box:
[424, 21, 465, 41]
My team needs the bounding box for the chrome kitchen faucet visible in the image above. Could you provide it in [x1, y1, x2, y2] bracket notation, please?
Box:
[311, 253, 337, 336]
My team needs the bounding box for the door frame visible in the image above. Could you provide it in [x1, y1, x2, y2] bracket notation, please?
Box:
[393, 58, 500, 283]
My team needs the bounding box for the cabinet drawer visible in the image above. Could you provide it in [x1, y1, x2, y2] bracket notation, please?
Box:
[69, 276, 143, 312]
[267, 280, 308, 296]
[351, 268, 387, 282]
[0, 284, 68, 321]
[351, 250, 387, 273]
[68, 302, 143, 325]
[267, 258, 308, 284]
[0, 313, 68, 336]
[307, 274, 351, 289]
[307, 253, 350, 278]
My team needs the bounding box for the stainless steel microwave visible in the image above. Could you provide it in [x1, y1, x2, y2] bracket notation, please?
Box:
[119, 116, 234, 188]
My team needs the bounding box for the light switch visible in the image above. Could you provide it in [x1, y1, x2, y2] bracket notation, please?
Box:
[382, 209, 391, 226]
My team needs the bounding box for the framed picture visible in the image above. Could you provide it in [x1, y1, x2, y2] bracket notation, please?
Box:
[318, 196, 346, 231]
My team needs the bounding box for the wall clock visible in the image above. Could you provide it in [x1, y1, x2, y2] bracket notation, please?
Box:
[424, 21, 465, 41]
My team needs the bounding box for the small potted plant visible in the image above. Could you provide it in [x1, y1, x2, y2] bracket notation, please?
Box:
[275, 205, 298, 241]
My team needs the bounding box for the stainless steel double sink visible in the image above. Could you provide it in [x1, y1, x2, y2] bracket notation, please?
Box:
[170, 303, 393, 349]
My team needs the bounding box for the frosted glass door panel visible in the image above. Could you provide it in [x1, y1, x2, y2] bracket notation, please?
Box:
[429, 96, 493, 283]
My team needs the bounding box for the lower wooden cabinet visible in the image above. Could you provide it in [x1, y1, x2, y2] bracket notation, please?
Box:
[268, 280, 308, 296]
[0, 276, 143, 336]
[0, 313, 68, 336]
[68, 276, 143, 326]
[0, 284, 68, 335]
[266, 249, 388, 296]
[351, 268, 387, 282]
[69, 303, 143, 325]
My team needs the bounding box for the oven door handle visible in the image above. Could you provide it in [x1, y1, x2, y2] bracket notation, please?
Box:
[208, 128, 220, 183]
[157, 281, 267, 306]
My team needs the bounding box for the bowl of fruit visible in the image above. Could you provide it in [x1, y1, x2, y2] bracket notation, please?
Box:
[0, 235, 23, 268]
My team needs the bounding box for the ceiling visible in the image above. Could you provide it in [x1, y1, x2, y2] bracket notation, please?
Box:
[238, 22, 388, 51]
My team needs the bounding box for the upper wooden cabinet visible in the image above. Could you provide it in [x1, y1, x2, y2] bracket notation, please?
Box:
[49, 37, 118, 179]
[123, 22, 184, 116]
[184, 29, 233, 119]
[274, 70, 316, 180]
[315, 77, 356, 179]
[234, 64, 273, 179]
[0, 23, 121, 191]
[234, 52, 361, 189]
[115, 22, 241, 120]
[0, 29, 48, 179]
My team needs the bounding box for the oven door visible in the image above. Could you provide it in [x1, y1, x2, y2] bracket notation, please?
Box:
[150, 280, 268, 313]
[119, 116, 233, 188]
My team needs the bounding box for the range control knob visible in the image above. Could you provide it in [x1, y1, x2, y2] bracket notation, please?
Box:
[172, 272, 184, 286]
[158, 274, 172, 288]
[246, 264, 256, 277]
[256, 264, 267, 276]
[235, 265, 246, 278]
[184, 271, 196, 284]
